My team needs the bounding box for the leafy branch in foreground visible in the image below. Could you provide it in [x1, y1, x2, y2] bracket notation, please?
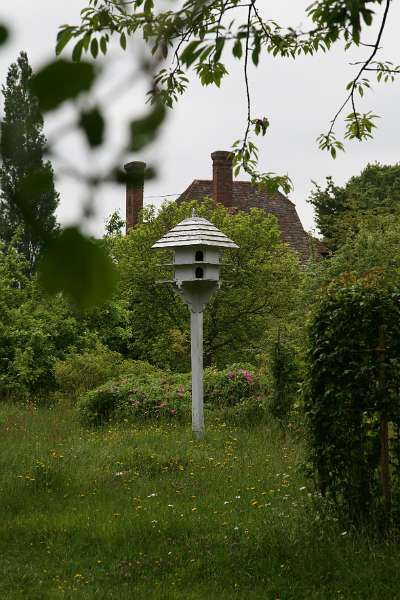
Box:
[318, 0, 397, 157]
[57, 0, 398, 185]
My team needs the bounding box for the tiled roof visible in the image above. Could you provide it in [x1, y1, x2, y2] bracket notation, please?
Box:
[177, 180, 312, 261]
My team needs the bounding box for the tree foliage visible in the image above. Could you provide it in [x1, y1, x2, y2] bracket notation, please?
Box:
[309, 163, 400, 250]
[0, 52, 59, 271]
[57, 0, 399, 189]
[304, 270, 400, 529]
[0, 241, 81, 400]
[104, 211, 125, 237]
[112, 199, 301, 369]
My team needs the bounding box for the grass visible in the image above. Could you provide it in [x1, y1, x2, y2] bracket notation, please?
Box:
[1, 403, 400, 599]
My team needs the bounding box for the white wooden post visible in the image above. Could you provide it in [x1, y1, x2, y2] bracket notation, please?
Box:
[191, 310, 204, 438]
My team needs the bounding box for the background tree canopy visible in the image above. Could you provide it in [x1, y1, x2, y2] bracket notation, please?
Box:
[308, 163, 400, 250]
[0, 51, 59, 272]
[0, 200, 302, 398]
[112, 199, 301, 369]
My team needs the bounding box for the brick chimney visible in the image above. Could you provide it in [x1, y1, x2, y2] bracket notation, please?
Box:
[124, 161, 146, 232]
[211, 150, 233, 207]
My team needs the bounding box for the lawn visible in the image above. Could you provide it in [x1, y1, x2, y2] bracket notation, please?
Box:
[0, 403, 399, 599]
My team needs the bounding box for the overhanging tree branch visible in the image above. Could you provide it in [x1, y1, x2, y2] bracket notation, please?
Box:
[321, 0, 392, 149]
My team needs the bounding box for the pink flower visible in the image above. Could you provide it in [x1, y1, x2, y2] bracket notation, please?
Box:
[241, 370, 253, 383]
[228, 372, 235, 380]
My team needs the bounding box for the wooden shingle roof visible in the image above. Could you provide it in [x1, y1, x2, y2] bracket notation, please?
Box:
[152, 211, 238, 249]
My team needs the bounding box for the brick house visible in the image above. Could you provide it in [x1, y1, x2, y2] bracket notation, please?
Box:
[124, 150, 314, 261]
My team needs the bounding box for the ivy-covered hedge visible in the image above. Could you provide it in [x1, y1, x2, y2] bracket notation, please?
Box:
[78, 363, 267, 426]
[304, 271, 400, 528]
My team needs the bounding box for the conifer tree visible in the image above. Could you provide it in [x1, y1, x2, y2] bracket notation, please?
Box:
[0, 51, 59, 270]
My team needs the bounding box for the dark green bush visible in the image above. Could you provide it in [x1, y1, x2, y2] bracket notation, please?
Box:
[304, 271, 400, 528]
[0, 296, 84, 401]
[54, 344, 125, 399]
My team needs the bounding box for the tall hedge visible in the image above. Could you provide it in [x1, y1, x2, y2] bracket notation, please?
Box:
[304, 271, 400, 528]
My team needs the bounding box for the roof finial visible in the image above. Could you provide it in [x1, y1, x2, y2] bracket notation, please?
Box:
[192, 208, 197, 218]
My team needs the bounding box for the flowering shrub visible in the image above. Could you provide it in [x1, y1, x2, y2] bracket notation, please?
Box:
[78, 363, 268, 426]
[204, 364, 267, 407]
[78, 370, 191, 426]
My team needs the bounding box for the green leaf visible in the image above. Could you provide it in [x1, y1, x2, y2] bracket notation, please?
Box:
[144, 0, 154, 15]
[232, 38, 242, 59]
[30, 60, 96, 112]
[79, 107, 105, 147]
[130, 102, 166, 151]
[180, 41, 203, 67]
[100, 36, 107, 55]
[56, 29, 73, 56]
[214, 37, 225, 62]
[90, 38, 99, 59]
[72, 39, 84, 62]
[120, 32, 127, 50]
[362, 9, 373, 26]
[82, 32, 91, 51]
[252, 35, 261, 66]
[39, 227, 118, 309]
[0, 24, 9, 46]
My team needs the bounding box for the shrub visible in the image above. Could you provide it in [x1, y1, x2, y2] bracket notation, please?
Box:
[78, 364, 269, 427]
[304, 271, 400, 529]
[77, 369, 191, 426]
[54, 345, 125, 399]
[204, 364, 266, 407]
[54, 346, 163, 400]
[0, 296, 84, 401]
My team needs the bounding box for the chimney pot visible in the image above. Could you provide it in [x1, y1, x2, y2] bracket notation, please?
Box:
[124, 161, 146, 232]
[211, 150, 233, 207]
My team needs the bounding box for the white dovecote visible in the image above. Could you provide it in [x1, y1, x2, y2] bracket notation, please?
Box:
[152, 209, 239, 439]
[152, 209, 238, 287]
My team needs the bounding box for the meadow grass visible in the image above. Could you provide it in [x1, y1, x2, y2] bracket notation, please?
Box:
[0, 403, 400, 599]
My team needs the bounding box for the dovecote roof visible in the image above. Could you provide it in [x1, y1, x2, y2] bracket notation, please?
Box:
[152, 211, 238, 249]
